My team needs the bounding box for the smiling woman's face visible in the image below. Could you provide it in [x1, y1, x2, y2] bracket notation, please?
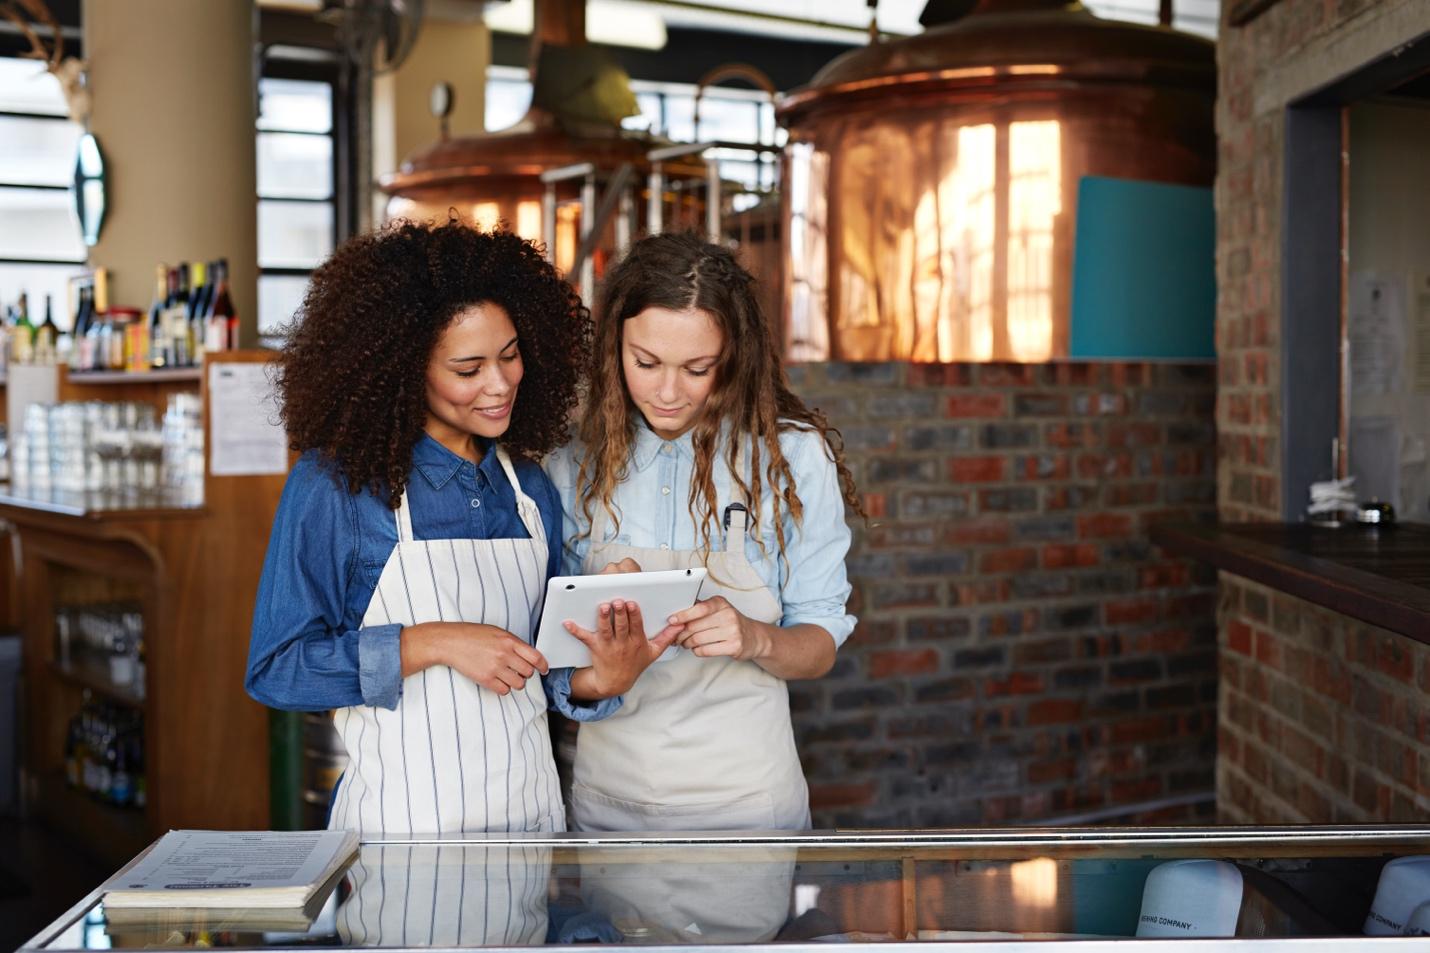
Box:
[424, 302, 523, 460]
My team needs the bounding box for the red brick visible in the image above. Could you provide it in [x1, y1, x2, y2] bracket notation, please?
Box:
[1077, 513, 1135, 539]
[1375, 636, 1414, 684]
[950, 456, 1008, 482]
[980, 364, 1037, 386]
[946, 519, 1012, 545]
[1111, 777, 1163, 802]
[863, 493, 888, 518]
[946, 393, 1007, 418]
[987, 672, 1046, 696]
[1138, 564, 1190, 589]
[979, 547, 1038, 574]
[1046, 423, 1100, 448]
[869, 649, 940, 678]
[809, 782, 877, 809]
[1028, 758, 1076, 784]
[1029, 699, 1085, 725]
[1042, 543, 1100, 569]
[1105, 599, 1162, 626]
[1254, 628, 1282, 670]
[1227, 619, 1253, 656]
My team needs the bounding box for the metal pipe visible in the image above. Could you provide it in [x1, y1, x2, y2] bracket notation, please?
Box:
[580, 169, 597, 294]
[648, 161, 664, 234]
[705, 154, 721, 243]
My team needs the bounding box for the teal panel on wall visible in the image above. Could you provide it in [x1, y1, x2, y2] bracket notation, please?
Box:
[1069, 176, 1215, 359]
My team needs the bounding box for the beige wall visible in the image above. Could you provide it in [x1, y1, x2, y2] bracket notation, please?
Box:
[84, 0, 258, 346]
[372, 17, 491, 223]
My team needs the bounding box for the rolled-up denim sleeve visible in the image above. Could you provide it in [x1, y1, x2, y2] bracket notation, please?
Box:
[246, 457, 404, 711]
[778, 431, 857, 647]
[543, 666, 623, 722]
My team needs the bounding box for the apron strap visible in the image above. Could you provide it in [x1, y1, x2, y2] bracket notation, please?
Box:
[394, 489, 416, 543]
[723, 441, 749, 553]
[495, 445, 547, 544]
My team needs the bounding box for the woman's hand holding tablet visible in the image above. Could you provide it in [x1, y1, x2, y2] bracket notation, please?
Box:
[534, 567, 707, 671]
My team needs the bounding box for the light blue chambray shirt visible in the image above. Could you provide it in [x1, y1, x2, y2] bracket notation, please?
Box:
[544, 419, 856, 646]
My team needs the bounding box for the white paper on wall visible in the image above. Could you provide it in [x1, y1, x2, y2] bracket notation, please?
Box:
[208, 362, 287, 477]
[1349, 271, 1405, 397]
[1348, 415, 1400, 508]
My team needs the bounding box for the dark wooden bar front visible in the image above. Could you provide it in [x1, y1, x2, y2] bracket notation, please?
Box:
[1151, 522, 1430, 644]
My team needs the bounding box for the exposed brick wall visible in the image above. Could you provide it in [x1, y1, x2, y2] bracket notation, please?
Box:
[1219, 576, 1430, 823]
[787, 361, 1219, 827]
[1216, 0, 1430, 822]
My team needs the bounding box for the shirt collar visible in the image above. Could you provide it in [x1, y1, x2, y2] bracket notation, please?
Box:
[631, 418, 694, 472]
[413, 433, 498, 489]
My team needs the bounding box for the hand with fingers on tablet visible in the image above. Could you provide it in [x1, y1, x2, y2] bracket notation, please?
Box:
[564, 598, 684, 697]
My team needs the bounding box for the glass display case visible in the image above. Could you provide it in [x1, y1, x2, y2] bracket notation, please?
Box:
[19, 827, 1430, 951]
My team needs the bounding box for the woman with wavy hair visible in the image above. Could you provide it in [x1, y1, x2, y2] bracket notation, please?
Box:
[246, 220, 668, 837]
[546, 232, 863, 836]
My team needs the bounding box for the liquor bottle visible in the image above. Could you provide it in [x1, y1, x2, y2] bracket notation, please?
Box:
[33, 294, 59, 364]
[11, 291, 33, 365]
[207, 259, 236, 353]
[169, 264, 191, 367]
[186, 261, 207, 363]
[69, 285, 93, 370]
[148, 266, 169, 369]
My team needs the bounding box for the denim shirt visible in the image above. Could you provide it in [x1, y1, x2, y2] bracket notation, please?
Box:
[245, 434, 617, 721]
[544, 420, 856, 645]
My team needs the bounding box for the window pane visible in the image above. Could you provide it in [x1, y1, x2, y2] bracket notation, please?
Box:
[622, 92, 663, 133]
[0, 186, 85, 261]
[694, 95, 760, 144]
[258, 272, 311, 335]
[258, 131, 333, 199]
[0, 57, 67, 115]
[257, 77, 332, 133]
[485, 76, 532, 132]
[0, 262, 83, 332]
[0, 115, 82, 186]
[258, 200, 333, 269]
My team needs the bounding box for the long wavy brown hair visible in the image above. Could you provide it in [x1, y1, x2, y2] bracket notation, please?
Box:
[275, 219, 590, 507]
[575, 233, 862, 562]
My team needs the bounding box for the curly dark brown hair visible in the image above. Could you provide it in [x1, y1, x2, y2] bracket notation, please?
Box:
[275, 219, 591, 507]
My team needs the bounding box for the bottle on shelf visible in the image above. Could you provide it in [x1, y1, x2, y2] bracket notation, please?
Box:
[207, 258, 237, 353]
[148, 265, 168, 370]
[186, 261, 207, 365]
[11, 291, 34, 365]
[34, 294, 59, 365]
[167, 264, 191, 368]
[69, 285, 93, 371]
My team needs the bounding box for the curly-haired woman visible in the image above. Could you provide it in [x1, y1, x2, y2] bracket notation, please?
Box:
[246, 220, 667, 836]
[545, 233, 863, 835]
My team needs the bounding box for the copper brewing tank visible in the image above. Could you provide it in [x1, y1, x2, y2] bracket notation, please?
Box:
[379, 0, 704, 277]
[776, 0, 1216, 362]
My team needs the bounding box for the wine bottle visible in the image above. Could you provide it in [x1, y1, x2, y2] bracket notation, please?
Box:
[207, 259, 236, 353]
[148, 266, 168, 369]
[11, 291, 33, 365]
[35, 293, 59, 364]
[167, 264, 190, 367]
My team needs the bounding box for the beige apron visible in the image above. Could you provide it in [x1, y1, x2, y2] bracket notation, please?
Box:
[569, 499, 810, 831]
[569, 464, 804, 941]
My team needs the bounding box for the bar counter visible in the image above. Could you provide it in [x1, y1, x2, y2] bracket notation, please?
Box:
[19, 826, 1430, 950]
[1150, 522, 1430, 645]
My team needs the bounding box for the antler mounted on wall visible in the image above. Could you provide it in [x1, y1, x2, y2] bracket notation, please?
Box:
[1, 0, 90, 125]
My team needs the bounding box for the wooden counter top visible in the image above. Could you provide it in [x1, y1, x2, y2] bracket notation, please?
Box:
[1150, 521, 1430, 645]
[0, 486, 206, 522]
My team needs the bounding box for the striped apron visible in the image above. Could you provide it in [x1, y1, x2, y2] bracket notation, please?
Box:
[328, 445, 564, 835]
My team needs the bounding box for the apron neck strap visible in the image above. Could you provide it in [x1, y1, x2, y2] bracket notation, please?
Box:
[494, 445, 546, 543]
[395, 488, 416, 543]
[723, 440, 749, 553]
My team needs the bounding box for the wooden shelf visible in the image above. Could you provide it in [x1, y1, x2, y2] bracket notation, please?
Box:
[50, 655, 145, 708]
[1151, 521, 1430, 644]
[64, 367, 202, 384]
[0, 487, 205, 520]
[34, 770, 149, 868]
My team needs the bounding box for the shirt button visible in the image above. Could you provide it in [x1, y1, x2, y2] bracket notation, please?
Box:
[661, 485, 671, 495]
[661, 444, 673, 455]
[659, 543, 670, 551]
[470, 499, 481, 508]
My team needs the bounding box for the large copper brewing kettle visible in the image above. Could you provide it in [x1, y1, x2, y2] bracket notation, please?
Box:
[776, 0, 1215, 362]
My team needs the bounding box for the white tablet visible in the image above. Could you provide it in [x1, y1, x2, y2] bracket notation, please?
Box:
[534, 567, 708, 669]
